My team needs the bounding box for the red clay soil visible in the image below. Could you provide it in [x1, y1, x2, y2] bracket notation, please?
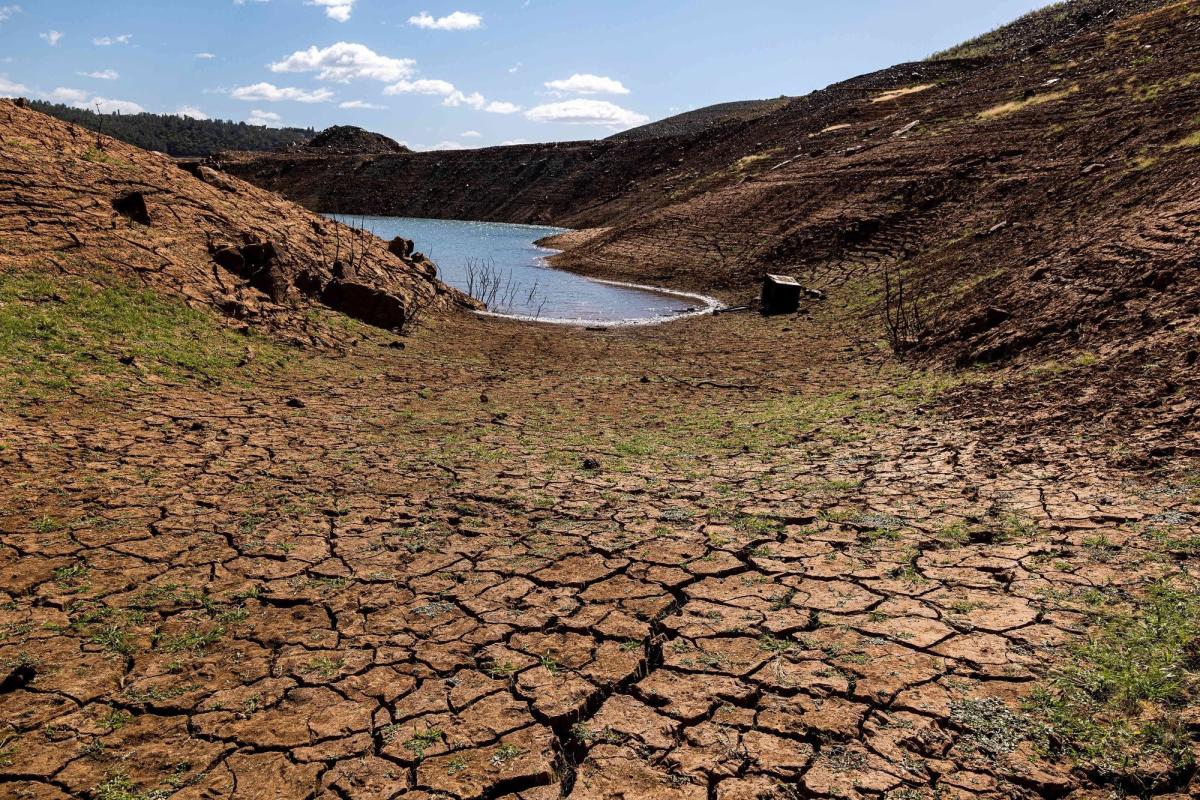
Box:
[1, 3, 1199, 800]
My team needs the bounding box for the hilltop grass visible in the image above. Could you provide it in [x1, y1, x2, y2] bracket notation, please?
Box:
[0, 269, 289, 405]
[929, 1, 1070, 60]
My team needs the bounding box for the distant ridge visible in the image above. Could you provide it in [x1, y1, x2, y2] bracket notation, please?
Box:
[607, 98, 793, 142]
[24, 101, 315, 157]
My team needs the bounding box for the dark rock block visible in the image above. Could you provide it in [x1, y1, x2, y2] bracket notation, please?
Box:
[321, 279, 407, 330]
[112, 192, 151, 225]
[388, 236, 415, 260]
[762, 274, 802, 315]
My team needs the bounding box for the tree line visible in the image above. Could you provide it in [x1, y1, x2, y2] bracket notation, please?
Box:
[29, 101, 315, 157]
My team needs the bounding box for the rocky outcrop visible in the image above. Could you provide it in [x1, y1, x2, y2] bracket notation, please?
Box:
[282, 125, 410, 155]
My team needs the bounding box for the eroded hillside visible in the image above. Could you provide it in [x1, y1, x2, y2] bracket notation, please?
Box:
[0, 99, 470, 354]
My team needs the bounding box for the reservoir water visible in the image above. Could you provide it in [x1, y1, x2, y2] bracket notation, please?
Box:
[329, 215, 721, 326]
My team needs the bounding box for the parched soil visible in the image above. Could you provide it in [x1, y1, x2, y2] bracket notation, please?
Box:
[2, 301, 1198, 799]
[2, 2, 1199, 799]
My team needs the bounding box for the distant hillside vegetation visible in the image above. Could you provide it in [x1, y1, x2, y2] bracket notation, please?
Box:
[607, 98, 793, 142]
[28, 101, 315, 157]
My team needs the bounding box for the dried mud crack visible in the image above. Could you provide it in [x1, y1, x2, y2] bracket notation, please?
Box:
[2, 306, 1198, 800]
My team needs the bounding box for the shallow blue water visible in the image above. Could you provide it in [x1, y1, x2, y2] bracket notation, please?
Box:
[329, 215, 718, 325]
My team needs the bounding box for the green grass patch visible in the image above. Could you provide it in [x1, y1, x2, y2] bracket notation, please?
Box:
[1030, 581, 1199, 785]
[0, 270, 288, 405]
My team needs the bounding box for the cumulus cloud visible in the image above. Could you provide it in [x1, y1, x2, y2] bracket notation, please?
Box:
[231, 82, 333, 103]
[384, 76, 516, 114]
[383, 78, 455, 96]
[409, 11, 482, 30]
[52, 90, 145, 114]
[79, 69, 119, 80]
[195, 52, 216, 60]
[443, 89, 485, 109]
[545, 74, 629, 96]
[0, 75, 27, 95]
[175, 105, 208, 120]
[484, 101, 520, 114]
[248, 109, 282, 126]
[309, 0, 354, 22]
[460, 130, 482, 138]
[0, 6, 21, 25]
[339, 99, 386, 109]
[270, 42, 414, 83]
[48, 87, 88, 104]
[525, 99, 648, 129]
[91, 97, 144, 114]
[40, 30, 63, 46]
[93, 34, 132, 46]
[423, 140, 476, 151]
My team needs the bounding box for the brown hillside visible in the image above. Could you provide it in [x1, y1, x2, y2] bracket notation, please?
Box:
[0, 100, 471, 348]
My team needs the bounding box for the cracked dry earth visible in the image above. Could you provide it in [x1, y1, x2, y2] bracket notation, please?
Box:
[2, 309, 1199, 800]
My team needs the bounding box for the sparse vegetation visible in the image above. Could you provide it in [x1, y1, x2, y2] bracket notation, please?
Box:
[0, 271, 288, 404]
[1030, 581, 1200, 785]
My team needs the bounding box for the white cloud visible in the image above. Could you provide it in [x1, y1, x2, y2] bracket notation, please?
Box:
[88, 96, 145, 114]
[0, 75, 26, 95]
[545, 73, 630, 96]
[501, 138, 529, 146]
[93, 34, 132, 46]
[525, 99, 649, 129]
[309, 0, 354, 22]
[424, 140, 472, 151]
[339, 99, 386, 109]
[232, 82, 333, 103]
[0, 6, 21, 25]
[444, 89, 485, 109]
[195, 52, 216, 60]
[409, 11, 482, 30]
[384, 77, 516, 114]
[40, 30, 63, 46]
[460, 130, 482, 138]
[248, 109, 282, 126]
[79, 69, 119, 80]
[484, 100, 520, 114]
[270, 42, 414, 83]
[48, 87, 88, 104]
[175, 105, 208, 119]
[508, 62, 522, 74]
[384, 78, 455, 96]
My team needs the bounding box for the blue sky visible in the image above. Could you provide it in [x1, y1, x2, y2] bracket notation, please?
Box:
[0, 1, 1051, 150]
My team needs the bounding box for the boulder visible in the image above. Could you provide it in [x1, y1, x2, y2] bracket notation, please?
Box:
[195, 165, 240, 193]
[320, 280, 407, 330]
[388, 237, 415, 260]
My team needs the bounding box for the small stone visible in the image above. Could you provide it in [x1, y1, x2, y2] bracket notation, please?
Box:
[583, 458, 601, 471]
[286, 397, 306, 408]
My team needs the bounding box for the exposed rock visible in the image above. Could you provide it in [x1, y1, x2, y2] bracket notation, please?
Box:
[112, 191, 151, 225]
[321, 279, 408, 330]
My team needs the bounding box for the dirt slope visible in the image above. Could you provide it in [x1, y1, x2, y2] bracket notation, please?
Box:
[0, 100, 471, 347]
[606, 97, 794, 142]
